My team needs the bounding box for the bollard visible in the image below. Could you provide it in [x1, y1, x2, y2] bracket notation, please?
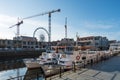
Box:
[17, 77, 19, 80]
[83, 60, 85, 68]
[20, 76, 22, 80]
[73, 62, 76, 72]
[79, 62, 82, 70]
[44, 76, 47, 80]
[82, 57, 86, 68]
[37, 72, 39, 80]
[59, 66, 62, 78]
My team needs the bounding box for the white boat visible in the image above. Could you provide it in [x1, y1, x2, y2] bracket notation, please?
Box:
[58, 54, 73, 70]
[24, 58, 41, 69]
[24, 52, 59, 69]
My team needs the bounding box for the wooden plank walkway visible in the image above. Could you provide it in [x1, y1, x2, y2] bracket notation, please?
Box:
[46, 68, 120, 80]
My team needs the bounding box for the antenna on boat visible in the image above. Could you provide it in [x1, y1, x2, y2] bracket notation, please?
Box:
[65, 17, 67, 38]
[76, 32, 78, 47]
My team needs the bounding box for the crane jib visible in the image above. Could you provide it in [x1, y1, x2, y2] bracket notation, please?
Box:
[23, 9, 61, 20]
[9, 9, 61, 37]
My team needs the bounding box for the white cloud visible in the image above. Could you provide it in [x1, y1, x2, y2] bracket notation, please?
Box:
[0, 14, 17, 27]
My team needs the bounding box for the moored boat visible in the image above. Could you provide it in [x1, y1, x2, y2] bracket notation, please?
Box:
[58, 54, 73, 70]
[24, 59, 41, 69]
[24, 51, 59, 69]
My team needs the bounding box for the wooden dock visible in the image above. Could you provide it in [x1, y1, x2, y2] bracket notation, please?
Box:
[46, 68, 120, 80]
[44, 51, 120, 80]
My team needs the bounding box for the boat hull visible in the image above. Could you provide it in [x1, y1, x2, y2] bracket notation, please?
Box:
[25, 62, 41, 69]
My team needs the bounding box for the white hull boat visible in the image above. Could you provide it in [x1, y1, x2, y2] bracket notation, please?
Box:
[25, 61, 41, 69]
[24, 52, 59, 69]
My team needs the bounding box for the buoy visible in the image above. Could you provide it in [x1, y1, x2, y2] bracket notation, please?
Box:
[76, 56, 80, 60]
[52, 53, 56, 57]
[61, 54, 66, 58]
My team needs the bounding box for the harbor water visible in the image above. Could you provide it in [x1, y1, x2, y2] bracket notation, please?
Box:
[87, 54, 120, 73]
[0, 54, 120, 80]
[0, 60, 44, 80]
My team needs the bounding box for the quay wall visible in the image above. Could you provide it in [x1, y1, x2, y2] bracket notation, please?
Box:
[0, 49, 45, 61]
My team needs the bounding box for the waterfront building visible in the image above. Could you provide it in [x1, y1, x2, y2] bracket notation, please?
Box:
[77, 36, 109, 51]
[0, 35, 110, 51]
[109, 40, 116, 44]
[13, 36, 39, 50]
[0, 39, 13, 50]
[51, 38, 74, 54]
[0, 36, 40, 50]
[39, 42, 48, 49]
[109, 41, 120, 51]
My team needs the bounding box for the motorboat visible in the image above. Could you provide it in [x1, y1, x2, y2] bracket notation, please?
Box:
[58, 54, 73, 70]
[24, 51, 59, 69]
[24, 58, 41, 69]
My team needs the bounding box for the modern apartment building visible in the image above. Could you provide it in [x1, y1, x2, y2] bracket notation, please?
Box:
[51, 38, 75, 54]
[0, 36, 110, 51]
[0, 36, 40, 50]
[109, 41, 120, 51]
[77, 36, 109, 50]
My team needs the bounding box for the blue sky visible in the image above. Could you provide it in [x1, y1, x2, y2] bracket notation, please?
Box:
[0, 0, 120, 41]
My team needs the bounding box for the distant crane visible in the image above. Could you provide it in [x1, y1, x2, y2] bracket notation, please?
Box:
[9, 17, 23, 37]
[9, 9, 61, 42]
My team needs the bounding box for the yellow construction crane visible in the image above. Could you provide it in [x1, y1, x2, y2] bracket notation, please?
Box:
[9, 9, 61, 42]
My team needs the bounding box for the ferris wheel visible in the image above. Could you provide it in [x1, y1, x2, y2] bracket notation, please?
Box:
[34, 29, 48, 42]
[39, 33, 45, 42]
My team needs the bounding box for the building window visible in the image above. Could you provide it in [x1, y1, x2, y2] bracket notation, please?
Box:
[23, 46, 27, 48]
[95, 37, 100, 40]
[28, 42, 30, 45]
[95, 43, 99, 45]
[23, 41, 27, 45]
[7, 41, 10, 44]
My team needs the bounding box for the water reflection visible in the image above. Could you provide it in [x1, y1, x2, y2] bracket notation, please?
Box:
[24, 68, 44, 80]
[1, 55, 120, 80]
[0, 60, 25, 71]
[0, 67, 27, 80]
[0, 60, 44, 80]
[87, 55, 120, 72]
